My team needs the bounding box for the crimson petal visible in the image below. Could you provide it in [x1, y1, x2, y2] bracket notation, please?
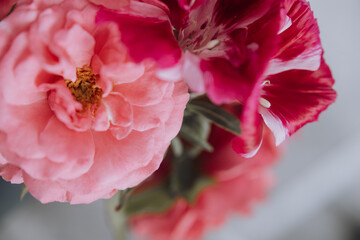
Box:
[268, 0, 322, 75]
[262, 59, 337, 140]
[96, 5, 182, 68]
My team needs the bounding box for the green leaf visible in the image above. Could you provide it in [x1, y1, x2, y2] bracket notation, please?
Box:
[169, 149, 197, 196]
[187, 100, 241, 135]
[106, 192, 128, 240]
[124, 185, 174, 215]
[179, 110, 213, 152]
[171, 137, 183, 157]
[114, 188, 134, 211]
[20, 184, 28, 201]
[183, 175, 214, 204]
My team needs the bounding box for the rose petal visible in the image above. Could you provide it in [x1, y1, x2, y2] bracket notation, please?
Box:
[0, 99, 52, 159]
[54, 24, 95, 67]
[0, 33, 47, 105]
[92, 103, 110, 132]
[113, 69, 170, 106]
[103, 92, 133, 127]
[39, 116, 95, 164]
[0, 164, 23, 184]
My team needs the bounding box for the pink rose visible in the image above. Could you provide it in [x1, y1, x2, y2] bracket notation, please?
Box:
[0, 0, 189, 204]
[130, 126, 281, 240]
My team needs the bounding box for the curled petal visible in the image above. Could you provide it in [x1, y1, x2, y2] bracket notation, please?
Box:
[103, 92, 133, 127]
[232, 94, 264, 158]
[0, 164, 23, 184]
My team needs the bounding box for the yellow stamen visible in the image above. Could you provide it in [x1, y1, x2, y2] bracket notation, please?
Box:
[65, 66, 103, 113]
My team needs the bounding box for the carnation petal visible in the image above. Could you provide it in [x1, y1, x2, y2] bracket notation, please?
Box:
[263, 59, 337, 136]
[232, 88, 264, 157]
[269, 0, 322, 73]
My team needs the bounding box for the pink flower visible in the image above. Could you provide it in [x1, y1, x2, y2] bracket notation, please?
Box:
[98, 0, 336, 157]
[0, 0, 189, 204]
[130, 126, 281, 240]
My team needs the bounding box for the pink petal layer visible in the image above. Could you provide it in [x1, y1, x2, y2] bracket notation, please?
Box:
[113, 68, 170, 106]
[0, 99, 52, 159]
[39, 116, 95, 166]
[0, 164, 23, 184]
[103, 92, 133, 127]
[54, 24, 95, 67]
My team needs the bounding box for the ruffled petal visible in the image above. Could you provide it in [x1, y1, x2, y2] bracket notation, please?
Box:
[44, 81, 92, 132]
[54, 24, 95, 68]
[0, 99, 52, 159]
[262, 59, 336, 140]
[39, 116, 95, 165]
[0, 164, 23, 184]
[91, 102, 110, 131]
[100, 62, 145, 85]
[132, 84, 175, 132]
[0, 131, 91, 181]
[0, 33, 47, 105]
[23, 172, 117, 204]
[84, 129, 158, 188]
[103, 92, 133, 127]
[267, 0, 322, 74]
[113, 67, 171, 106]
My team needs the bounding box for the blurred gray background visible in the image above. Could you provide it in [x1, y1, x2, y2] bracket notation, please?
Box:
[1, 0, 359, 239]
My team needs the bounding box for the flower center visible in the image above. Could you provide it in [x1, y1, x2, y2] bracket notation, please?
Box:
[65, 66, 103, 113]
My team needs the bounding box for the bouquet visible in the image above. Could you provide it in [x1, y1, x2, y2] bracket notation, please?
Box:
[0, 0, 336, 239]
